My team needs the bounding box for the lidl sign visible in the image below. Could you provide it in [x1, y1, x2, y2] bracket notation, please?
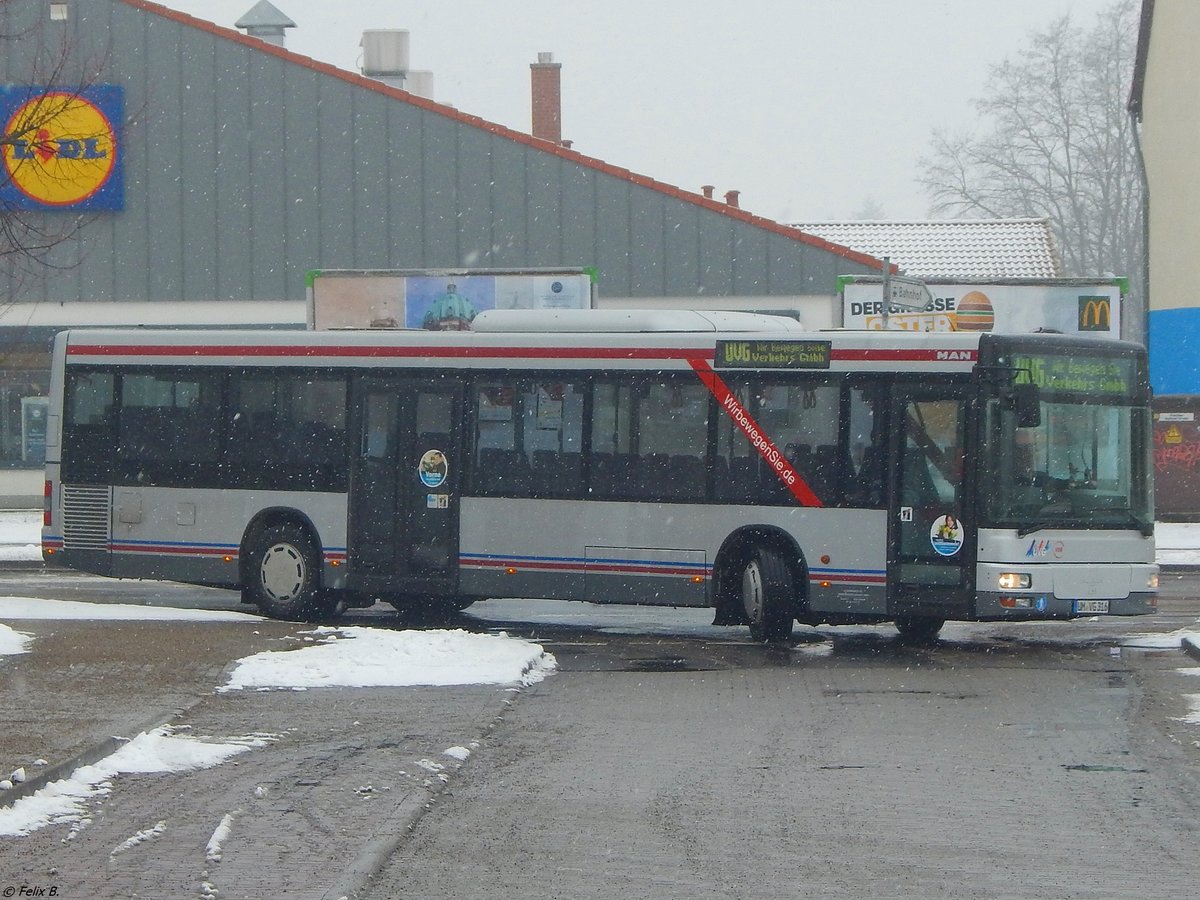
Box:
[1, 85, 123, 210]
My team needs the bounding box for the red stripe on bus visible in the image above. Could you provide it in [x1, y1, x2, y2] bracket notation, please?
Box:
[66, 344, 717, 362]
[831, 349, 977, 362]
[462, 557, 707, 577]
[688, 358, 824, 508]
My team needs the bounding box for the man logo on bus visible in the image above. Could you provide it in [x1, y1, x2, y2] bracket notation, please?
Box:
[1078, 296, 1112, 332]
[3, 91, 117, 207]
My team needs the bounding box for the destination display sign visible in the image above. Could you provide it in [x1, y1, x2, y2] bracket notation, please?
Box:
[1012, 353, 1134, 395]
[715, 340, 831, 369]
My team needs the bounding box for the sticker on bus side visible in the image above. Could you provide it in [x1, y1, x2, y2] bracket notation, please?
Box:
[930, 514, 964, 556]
[419, 449, 448, 487]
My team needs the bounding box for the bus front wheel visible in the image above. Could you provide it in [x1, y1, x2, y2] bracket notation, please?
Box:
[741, 547, 795, 643]
[246, 523, 332, 621]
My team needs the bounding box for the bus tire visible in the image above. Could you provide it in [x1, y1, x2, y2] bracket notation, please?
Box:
[246, 522, 332, 621]
[894, 616, 944, 644]
[386, 594, 474, 617]
[742, 546, 795, 643]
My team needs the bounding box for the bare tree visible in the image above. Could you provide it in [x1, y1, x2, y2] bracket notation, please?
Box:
[0, 4, 113, 293]
[919, 0, 1141, 284]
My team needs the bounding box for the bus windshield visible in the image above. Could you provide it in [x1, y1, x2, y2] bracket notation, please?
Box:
[981, 350, 1153, 535]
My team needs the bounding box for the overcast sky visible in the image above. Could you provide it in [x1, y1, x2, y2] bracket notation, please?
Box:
[161, 0, 1121, 223]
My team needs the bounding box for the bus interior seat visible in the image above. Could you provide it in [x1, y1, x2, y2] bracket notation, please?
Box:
[809, 444, 841, 500]
[533, 449, 583, 496]
[667, 454, 705, 500]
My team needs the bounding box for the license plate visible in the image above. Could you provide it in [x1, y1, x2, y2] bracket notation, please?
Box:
[1073, 600, 1110, 614]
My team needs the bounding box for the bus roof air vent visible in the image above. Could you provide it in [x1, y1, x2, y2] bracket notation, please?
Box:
[471, 309, 805, 334]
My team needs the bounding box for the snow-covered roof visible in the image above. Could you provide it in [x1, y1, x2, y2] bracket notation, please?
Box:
[789, 219, 1063, 279]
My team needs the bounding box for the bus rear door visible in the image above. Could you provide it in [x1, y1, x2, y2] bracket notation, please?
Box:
[348, 377, 463, 596]
[887, 384, 976, 621]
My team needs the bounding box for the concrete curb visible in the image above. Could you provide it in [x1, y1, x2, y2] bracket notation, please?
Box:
[0, 695, 208, 810]
[1161, 564, 1200, 575]
[1183, 635, 1200, 663]
[321, 691, 527, 900]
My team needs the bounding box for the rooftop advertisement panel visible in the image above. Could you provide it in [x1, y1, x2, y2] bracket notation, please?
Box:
[308, 269, 595, 331]
[840, 280, 1122, 339]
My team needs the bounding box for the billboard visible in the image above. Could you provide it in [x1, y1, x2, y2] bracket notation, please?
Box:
[308, 269, 595, 331]
[839, 278, 1124, 339]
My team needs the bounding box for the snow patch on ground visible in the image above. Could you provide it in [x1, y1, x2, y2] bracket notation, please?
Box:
[206, 810, 240, 863]
[219, 626, 557, 692]
[111, 820, 167, 857]
[0, 726, 277, 837]
[0, 596, 261, 622]
[0, 622, 31, 655]
[1175, 696, 1200, 726]
[1121, 628, 1200, 650]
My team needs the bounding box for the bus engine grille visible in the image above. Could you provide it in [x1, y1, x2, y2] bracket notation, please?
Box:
[62, 485, 111, 550]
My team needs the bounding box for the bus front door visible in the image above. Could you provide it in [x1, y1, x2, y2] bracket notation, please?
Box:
[348, 378, 462, 597]
[887, 386, 975, 622]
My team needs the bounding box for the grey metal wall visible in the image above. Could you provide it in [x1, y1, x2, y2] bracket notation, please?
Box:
[1, 0, 878, 305]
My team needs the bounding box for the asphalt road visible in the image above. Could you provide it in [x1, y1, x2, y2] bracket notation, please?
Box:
[1, 573, 1199, 898]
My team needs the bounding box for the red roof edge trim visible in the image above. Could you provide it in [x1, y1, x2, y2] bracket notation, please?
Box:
[118, 0, 886, 273]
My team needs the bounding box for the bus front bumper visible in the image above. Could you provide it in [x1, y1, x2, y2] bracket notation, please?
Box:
[975, 562, 1159, 618]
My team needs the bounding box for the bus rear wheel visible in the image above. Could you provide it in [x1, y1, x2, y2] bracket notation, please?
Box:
[741, 547, 795, 643]
[894, 616, 945, 644]
[246, 523, 333, 621]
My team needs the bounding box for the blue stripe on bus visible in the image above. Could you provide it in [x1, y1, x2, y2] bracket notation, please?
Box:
[103, 540, 348, 561]
[111, 538, 240, 550]
[809, 566, 887, 585]
[460, 552, 711, 577]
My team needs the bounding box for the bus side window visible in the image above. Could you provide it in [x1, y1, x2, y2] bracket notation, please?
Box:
[846, 384, 884, 508]
[732, 380, 839, 505]
[62, 370, 116, 483]
[523, 381, 584, 499]
[590, 379, 707, 502]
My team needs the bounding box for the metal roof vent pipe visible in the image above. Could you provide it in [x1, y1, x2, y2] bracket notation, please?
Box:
[361, 29, 411, 90]
[725, 190, 740, 208]
[235, 1, 296, 47]
[405, 70, 435, 100]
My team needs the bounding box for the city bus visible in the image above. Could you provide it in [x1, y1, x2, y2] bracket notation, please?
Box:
[40, 309, 1158, 641]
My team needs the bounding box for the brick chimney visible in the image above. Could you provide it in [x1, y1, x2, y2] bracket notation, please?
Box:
[701, 185, 715, 199]
[724, 190, 740, 208]
[530, 52, 562, 144]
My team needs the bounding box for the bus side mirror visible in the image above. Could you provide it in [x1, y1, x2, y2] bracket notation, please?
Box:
[1014, 383, 1041, 428]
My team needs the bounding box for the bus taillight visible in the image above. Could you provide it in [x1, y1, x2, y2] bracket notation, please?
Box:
[43, 480, 52, 527]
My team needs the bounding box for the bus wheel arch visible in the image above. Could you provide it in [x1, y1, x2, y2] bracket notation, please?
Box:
[240, 510, 334, 621]
[713, 527, 807, 641]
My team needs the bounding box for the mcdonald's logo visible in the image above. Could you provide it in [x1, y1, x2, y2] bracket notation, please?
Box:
[1078, 295, 1112, 331]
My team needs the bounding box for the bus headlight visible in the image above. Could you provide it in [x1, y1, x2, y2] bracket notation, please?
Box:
[1148, 573, 1159, 589]
[998, 572, 1032, 590]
